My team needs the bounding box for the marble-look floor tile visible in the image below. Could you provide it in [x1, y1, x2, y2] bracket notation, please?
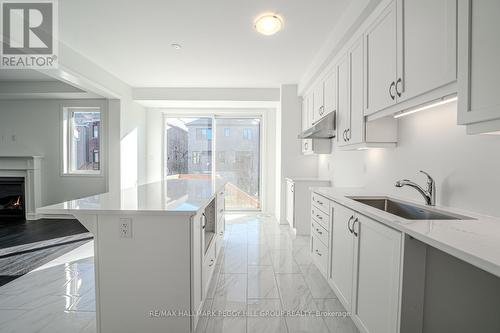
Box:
[248, 245, 272, 265]
[212, 274, 247, 310]
[205, 316, 246, 333]
[299, 264, 336, 299]
[276, 274, 315, 312]
[270, 251, 301, 274]
[247, 299, 287, 333]
[248, 266, 279, 299]
[292, 245, 313, 265]
[314, 298, 358, 333]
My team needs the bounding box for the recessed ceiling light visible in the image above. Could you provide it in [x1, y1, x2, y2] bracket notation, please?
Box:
[171, 43, 182, 50]
[254, 13, 284, 36]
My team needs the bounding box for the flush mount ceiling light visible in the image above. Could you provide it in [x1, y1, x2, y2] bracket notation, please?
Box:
[254, 13, 284, 36]
[171, 43, 182, 50]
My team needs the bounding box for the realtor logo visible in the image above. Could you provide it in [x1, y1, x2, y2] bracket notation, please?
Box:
[1, 0, 58, 68]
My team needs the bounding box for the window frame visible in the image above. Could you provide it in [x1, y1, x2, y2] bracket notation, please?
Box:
[61, 106, 104, 177]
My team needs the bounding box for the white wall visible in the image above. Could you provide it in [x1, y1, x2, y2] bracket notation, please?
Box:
[0, 99, 109, 206]
[318, 101, 500, 217]
[278, 84, 319, 223]
[120, 99, 147, 188]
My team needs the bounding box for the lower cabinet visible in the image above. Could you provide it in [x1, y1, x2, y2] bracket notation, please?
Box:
[324, 198, 403, 333]
[353, 214, 402, 333]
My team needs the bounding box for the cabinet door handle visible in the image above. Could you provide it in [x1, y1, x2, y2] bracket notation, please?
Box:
[396, 78, 402, 97]
[342, 129, 347, 142]
[202, 213, 207, 229]
[316, 228, 323, 235]
[319, 106, 324, 116]
[316, 214, 323, 220]
[304, 142, 309, 150]
[208, 258, 215, 267]
[353, 218, 359, 237]
[347, 215, 354, 234]
[315, 249, 322, 256]
[346, 128, 351, 141]
[389, 81, 396, 100]
[291, 184, 294, 193]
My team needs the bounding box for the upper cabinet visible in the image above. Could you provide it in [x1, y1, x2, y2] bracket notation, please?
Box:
[311, 71, 337, 125]
[365, 1, 399, 116]
[458, 0, 500, 134]
[400, 0, 457, 102]
[365, 0, 457, 117]
[338, 35, 398, 149]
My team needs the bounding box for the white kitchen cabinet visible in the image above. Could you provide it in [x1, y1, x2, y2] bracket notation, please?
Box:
[353, 214, 402, 333]
[399, 0, 457, 102]
[365, 0, 457, 118]
[287, 178, 330, 235]
[458, 0, 500, 134]
[365, 1, 398, 116]
[301, 138, 331, 155]
[313, 81, 325, 123]
[329, 202, 356, 309]
[338, 35, 398, 149]
[302, 94, 311, 131]
[323, 70, 337, 117]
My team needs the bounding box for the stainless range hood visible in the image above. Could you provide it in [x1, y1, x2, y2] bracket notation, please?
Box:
[298, 111, 336, 139]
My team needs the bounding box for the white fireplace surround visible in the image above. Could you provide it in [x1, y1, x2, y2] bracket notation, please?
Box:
[0, 155, 42, 220]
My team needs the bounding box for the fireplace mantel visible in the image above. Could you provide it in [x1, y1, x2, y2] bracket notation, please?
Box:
[0, 155, 43, 220]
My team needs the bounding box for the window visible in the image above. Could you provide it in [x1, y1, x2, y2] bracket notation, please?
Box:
[192, 151, 201, 165]
[243, 128, 253, 140]
[218, 151, 226, 163]
[196, 128, 212, 140]
[224, 128, 230, 137]
[63, 107, 102, 175]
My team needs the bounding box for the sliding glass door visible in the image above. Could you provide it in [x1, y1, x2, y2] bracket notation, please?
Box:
[214, 118, 261, 210]
[164, 116, 261, 211]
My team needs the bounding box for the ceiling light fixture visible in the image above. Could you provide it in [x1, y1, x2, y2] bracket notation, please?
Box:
[254, 13, 284, 36]
[394, 95, 458, 119]
[171, 43, 182, 50]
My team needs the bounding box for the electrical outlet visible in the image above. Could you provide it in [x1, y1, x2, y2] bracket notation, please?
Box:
[119, 218, 132, 238]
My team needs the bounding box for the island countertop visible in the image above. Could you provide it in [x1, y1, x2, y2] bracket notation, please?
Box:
[37, 178, 226, 216]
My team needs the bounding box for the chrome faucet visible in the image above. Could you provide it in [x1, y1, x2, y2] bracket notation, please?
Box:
[395, 170, 436, 206]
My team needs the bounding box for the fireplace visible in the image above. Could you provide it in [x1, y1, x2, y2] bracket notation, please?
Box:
[0, 177, 25, 221]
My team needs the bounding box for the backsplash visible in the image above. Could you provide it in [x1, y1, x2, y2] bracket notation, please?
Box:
[318, 101, 500, 217]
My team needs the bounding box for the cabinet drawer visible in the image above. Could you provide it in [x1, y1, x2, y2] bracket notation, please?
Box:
[311, 205, 329, 231]
[311, 219, 329, 247]
[311, 234, 328, 277]
[311, 193, 330, 214]
[203, 243, 216, 297]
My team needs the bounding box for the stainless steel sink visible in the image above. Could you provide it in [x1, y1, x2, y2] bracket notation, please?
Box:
[348, 197, 472, 220]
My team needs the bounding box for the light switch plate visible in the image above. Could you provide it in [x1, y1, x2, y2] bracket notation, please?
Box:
[119, 218, 133, 238]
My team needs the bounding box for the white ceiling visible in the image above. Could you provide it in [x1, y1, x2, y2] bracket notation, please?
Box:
[59, 0, 351, 88]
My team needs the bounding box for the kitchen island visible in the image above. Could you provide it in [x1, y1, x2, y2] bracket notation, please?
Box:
[37, 178, 226, 333]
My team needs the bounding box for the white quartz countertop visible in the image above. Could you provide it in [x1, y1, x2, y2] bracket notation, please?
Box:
[286, 177, 331, 183]
[37, 178, 226, 216]
[311, 187, 500, 278]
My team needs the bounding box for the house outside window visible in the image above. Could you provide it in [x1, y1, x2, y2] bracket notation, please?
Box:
[243, 128, 253, 140]
[62, 107, 102, 175]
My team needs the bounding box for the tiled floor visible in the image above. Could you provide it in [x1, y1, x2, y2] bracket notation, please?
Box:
[0, 213, 359, 333]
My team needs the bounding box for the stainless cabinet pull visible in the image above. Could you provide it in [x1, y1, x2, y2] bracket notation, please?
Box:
[396, 78, 402, 97]
[346, 128, 351, 141]
[304, 142, 309, 150]
[315, 249, 322, 256]
[316, 228, 323, 235]
[319, 106, 324, 115]
[316, 214, 323, 220]
[353, 218, 359, 237]
[208, 258, 215, 267]
[347, 215, 354, 234]
[389, 81, 396, 100]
